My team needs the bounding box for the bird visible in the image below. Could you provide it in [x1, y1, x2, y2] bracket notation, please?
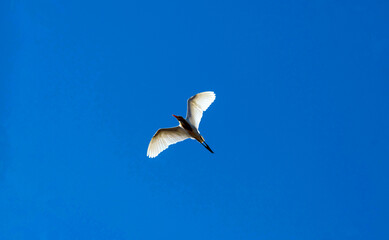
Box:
[147, 91, 216, 158]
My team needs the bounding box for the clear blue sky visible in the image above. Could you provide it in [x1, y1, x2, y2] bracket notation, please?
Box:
[1, 0, 388, 239]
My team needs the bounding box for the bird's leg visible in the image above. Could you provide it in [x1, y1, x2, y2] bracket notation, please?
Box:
[201, 141, 214, 154]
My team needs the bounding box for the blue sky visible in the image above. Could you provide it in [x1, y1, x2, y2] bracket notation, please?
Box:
[1, 0, 389, 239]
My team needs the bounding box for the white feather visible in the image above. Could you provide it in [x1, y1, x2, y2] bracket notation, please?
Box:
[186, 91, 216, 130]
[147, 126, 190, 158]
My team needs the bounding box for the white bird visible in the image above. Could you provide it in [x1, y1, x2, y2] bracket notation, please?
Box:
[147, 91, 216, 158]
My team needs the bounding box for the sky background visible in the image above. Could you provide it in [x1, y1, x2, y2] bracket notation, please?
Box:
[1, 0, 389, 239]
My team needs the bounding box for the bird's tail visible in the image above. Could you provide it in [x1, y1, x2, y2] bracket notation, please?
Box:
[201, 141, 214, 154]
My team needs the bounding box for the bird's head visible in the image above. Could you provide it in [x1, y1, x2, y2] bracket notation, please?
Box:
[172, 114, 184, 122]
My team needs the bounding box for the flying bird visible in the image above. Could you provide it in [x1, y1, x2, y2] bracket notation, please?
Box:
[147, 91, 216, 158]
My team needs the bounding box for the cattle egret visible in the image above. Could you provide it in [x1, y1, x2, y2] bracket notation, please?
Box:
[147, 91, 216, 158]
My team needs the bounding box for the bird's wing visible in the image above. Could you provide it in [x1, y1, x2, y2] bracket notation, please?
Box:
[186, 91, 216, 130]
[147, 126, 190, 158]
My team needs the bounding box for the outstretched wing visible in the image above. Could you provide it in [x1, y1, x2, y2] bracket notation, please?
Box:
[186, 91, 216, 130]
[147, 126, 190, 158]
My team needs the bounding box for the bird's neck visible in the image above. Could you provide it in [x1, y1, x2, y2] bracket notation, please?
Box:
[179, 119, 193, 131]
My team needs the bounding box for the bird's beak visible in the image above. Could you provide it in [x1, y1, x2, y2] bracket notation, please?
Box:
[172, 114, 178, 119]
